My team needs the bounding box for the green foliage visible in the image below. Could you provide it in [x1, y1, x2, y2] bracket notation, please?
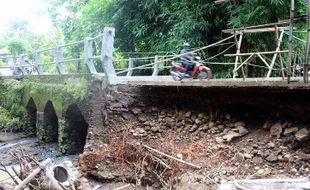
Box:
[0, 80, 25, 131]
[6, 38, 30, 57]
[46, 0, 307, 78]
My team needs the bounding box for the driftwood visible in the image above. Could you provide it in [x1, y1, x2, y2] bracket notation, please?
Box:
[142, 144, 202, 169]
[13, 158, 52, 190]
[78, 177, 92, 190]
[113, 184, 133, 190]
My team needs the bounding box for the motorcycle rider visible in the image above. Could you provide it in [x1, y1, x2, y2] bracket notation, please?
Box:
[180, 42, 195, 76]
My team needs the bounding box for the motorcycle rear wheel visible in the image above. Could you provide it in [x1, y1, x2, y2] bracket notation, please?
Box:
[198, 70, 212, 80]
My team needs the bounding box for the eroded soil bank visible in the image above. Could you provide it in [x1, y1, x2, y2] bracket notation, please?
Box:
[79, 85, 310, 189]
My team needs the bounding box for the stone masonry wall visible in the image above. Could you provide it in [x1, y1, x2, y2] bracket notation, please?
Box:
[84, 84, 310, 151]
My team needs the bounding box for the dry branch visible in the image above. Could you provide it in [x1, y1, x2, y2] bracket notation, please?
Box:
[142, 144, 202, 169]
[13, 158, 52, 190]
[113, 184, 133, 190]
[0, 162, 19, 185]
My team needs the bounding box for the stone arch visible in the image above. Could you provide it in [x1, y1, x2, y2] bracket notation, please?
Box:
[25, 97, 37, 134]
[60, 104, 88, 154]
[38, 101, 59, 142]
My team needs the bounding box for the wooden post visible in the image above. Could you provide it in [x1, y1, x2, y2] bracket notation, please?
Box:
[55, 45, 65, 74]
[279, 54, 285, 79]
[84, 37, 97, 74]
[100, 27, 120, 85]
[34, 51, 43, 75]
[233, 33, 244, 79]
[126, 58, 133, 76]
[287, 0, 295, 83]
[304, 0, 310, 83]
[152, 55, 160, 77]
[266, 30, 284, 78]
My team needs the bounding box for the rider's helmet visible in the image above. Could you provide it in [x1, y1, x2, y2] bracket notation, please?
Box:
[183, 42, 191, 50]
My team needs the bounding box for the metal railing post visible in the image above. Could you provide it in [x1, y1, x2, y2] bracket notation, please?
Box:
[34, 51, 43, 75]
[100, 27, 120, 85]
[55, 45, 65, 74]
[84, 37, 97, 74]
[152, 55, 160, 76]
[19, 55, 28, 76]
[126, 58, 133, 76]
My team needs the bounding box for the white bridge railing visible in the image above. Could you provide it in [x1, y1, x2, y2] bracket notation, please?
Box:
[0, 27, 119, 85]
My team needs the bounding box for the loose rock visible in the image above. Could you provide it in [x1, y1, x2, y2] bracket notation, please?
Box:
[131, 108, 142, 115]
[237, 126, 249, 136]
[270, 122, 283, 138]
[262, 120, 272, 129]
[295, 128, 309, 141]
[223, 131, 241, 142]
[265, 153, 278, 162]
[283, 127, 299, 136]
[234, 121, 246, 127]
[185, 111, 192, 118]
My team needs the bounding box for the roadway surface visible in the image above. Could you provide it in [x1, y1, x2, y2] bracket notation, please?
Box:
[118, 76, 310, 89]
[2, 73, 310, 90]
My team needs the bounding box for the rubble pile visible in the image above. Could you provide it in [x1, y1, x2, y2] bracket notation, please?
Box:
[83, 105, 310, 189]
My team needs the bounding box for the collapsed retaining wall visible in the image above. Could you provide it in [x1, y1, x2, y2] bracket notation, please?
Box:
[81, 84, 310, 186]
[86, 85, 310, 150]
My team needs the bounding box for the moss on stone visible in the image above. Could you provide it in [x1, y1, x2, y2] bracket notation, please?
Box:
[0, 76, 91, 132]
[23, 81, 88, 117]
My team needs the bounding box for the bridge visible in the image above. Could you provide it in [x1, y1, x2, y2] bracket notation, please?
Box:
[0, 23, 309, 89]
[1, 22, 310, 155]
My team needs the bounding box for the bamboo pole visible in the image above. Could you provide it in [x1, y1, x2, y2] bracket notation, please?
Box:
[233, 33, 243, 78]
[233, 54, 255, 74]
[304, 1, 310, 83]
[225, 50, 289, 57]
[116, 35, 235, 75]
[287, 0, 295, 84]
[266, 30, 285, 78]
[257, 53, 271, 69]
[223, 26, 289, 34]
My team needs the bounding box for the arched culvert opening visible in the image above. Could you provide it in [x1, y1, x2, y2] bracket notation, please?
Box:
[61, 104, 88, 155]
[39, 101, 58, 143]
[25, 97, 37, 134]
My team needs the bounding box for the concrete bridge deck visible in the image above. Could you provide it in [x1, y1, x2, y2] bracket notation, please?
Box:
[118, 76, 310, 89]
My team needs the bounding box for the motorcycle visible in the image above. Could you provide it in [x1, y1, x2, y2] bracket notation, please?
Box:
[170, 56, 212, 81]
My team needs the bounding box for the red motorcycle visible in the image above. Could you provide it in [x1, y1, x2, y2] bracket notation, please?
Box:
[170, 56, 212, 81]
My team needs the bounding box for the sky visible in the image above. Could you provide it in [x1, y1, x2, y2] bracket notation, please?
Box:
[0, 0, 53, 35]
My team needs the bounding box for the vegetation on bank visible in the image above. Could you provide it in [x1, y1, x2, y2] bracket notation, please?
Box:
[0, 80, 25, 131]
